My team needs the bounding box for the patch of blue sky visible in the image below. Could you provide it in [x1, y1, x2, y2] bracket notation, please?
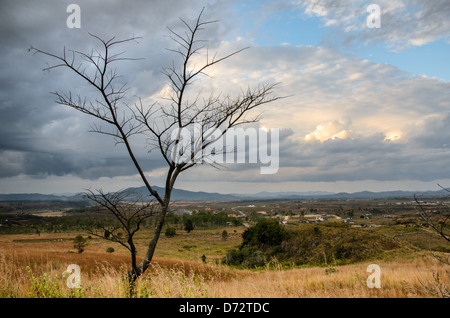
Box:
[250, 10, 326, 47]
[335, 37, 450, 82]
[232, 1, 449, 81]
[232, 0, 326, 47]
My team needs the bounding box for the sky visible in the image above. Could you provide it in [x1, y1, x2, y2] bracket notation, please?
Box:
[0, 0, 449, 195]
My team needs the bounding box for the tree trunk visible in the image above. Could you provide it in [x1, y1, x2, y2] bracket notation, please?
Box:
[127, 202, 170, 281]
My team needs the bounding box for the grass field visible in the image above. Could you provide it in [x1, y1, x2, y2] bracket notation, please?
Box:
[0, 228, 448, 298]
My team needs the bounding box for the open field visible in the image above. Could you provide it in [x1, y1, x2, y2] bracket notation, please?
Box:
[0, 230, 448, 298]
[0, 198, 448, 298]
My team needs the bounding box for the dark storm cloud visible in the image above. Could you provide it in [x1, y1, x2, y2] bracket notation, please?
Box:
[0, 0, 237, 180]
[0, 147, 165, 180]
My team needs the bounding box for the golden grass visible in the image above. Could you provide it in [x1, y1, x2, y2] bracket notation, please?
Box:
[208, 257, 449, 298]
[0, 232, 448, 298]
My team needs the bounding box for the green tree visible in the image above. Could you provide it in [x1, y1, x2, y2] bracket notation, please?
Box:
[73, 235, 88, 253]
[184, 219, 194, 233]
[242, 219, 287, 248]
[222, 230, 228, 241]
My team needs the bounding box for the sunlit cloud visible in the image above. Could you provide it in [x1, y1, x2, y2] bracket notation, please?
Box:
[384, 131, 402, 142]
[304, 118, 352, 142]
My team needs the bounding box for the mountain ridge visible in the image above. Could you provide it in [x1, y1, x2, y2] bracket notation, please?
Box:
[0, 187, 447, 202]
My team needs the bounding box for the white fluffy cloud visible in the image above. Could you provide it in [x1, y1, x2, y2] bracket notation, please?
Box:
[305, 118, 352, 142]
[191, 41, 449, 141]
[169, 39, 450, 184]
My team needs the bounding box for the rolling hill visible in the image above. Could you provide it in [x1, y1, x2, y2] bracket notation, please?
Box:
[0, 186, 448, 202]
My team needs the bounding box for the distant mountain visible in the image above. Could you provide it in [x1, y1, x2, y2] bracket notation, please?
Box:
[0, 193, 79, 202]
[124, 186, 240, 202]
[0, 187, 447, 202]
[231, 189, 448, 201]
[232, 191, 335, 199]
[326, 189, 449, 200]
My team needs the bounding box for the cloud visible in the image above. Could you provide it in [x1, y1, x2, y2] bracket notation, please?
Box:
[180, 121, 450, 184]
[0, 0, 237, 181]
[1, 1, 449, 193]
[408, 112, 450, 149]
[293, 0, 450, 50]
[4, 31, 449, 182]
[305, 117, 352, 142]
[164, 40, 450, 184]
[194, 42, 449, 140]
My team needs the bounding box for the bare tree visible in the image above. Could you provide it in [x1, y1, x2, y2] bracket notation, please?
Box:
[31, 9, 281, 282]
[414, 185, 450, 265]
[416, 271, 450, 298]
[84, 189, 157, 281]
[405, 186, 450, 298]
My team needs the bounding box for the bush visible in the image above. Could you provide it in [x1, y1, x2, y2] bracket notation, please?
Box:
[224, 246, 267, 268]
[165, 227, 176, 237]
[242, 249, 266, 268]
[184, 219, 194, 233]
[106, 247, 115, 253]
[224, 221, 400, 269]
[282, 223, 400, 266]
[73, 235, 88, 253]
[221, 230, 228, 241]
[242, 219, 287, 248]
[223, 219, 287, 268]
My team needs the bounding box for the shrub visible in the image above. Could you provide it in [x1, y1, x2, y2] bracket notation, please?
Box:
[242, 219, 287, 248]
[73, 235, 88, 253]
[224, 221, 400, 269]
[221, 230, 228, 241]
[184, 219, 194, 233]
[106, 247, 115, 253]
[165, 227, 176, 237]
[224, 246, 267, 268]
[223, 219, 287, 268]
[282, 223, 400, 266]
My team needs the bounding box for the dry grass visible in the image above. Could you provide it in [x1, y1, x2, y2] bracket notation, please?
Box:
[208, 257, 449, 298]
[0, 232, 448, 298]
[0, 232, 249, 298]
